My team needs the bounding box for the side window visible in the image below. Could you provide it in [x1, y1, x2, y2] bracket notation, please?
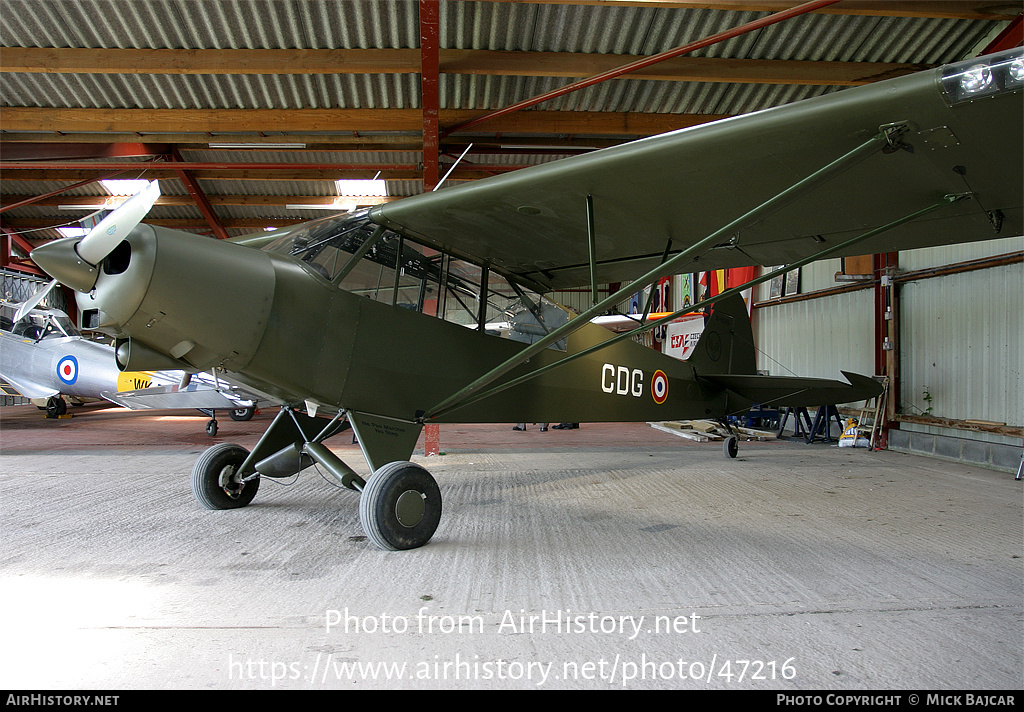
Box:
[263, 213, 569, 350]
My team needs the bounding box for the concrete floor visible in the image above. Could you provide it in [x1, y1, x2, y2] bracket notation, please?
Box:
[0, 403, 1021, 690]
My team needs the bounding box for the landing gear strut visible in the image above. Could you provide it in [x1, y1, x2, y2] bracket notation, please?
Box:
[188, 408, 442, 551]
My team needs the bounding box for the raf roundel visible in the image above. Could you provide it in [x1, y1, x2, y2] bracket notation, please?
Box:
[56, 355, 79, 385]
[651, 370, 669, 404]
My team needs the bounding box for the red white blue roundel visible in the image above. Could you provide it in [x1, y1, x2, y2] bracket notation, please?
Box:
[652, 370, 668, 404]
[56, 355, 79, 385]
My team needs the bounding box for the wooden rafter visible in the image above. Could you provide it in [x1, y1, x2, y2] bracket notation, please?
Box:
[1, 47, 933, 86]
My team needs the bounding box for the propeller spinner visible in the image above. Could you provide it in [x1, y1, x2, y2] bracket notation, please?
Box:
[28, 181, 161, 294]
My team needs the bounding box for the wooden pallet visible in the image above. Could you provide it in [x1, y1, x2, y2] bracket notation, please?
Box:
[649, 420, 777, 442]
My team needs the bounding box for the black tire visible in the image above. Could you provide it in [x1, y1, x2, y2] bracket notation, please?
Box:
[724, 435, 739, 459]
[230, 407, 255, 422]
[46, 396, 67, 418]
[191, 443, 259, 510]
[206, 419, 218, 437]
[359, 461, 441, 551]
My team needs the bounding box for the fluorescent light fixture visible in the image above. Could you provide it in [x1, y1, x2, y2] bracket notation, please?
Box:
[286, 198, 359, 211]
[500, 144, 599, 151]
[209, 143, 306, 149]
[56, 226, 88, 238]
[336, 178, 387, 196]
[100, 179, 152, 196]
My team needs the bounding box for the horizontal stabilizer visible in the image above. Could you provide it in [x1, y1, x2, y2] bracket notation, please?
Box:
[700, 371, 882, 408]
[101, 385, 250, 411]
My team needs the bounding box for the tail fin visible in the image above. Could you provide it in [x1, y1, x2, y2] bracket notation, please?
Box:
[687, 292, 757, 375]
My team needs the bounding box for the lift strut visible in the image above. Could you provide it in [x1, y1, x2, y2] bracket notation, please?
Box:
[424, 126, 914, 422]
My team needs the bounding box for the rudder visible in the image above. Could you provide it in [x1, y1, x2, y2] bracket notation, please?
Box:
[687, 293, 757, 376]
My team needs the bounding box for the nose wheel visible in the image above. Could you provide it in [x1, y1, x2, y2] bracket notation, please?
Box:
[359, 461, 442, 551]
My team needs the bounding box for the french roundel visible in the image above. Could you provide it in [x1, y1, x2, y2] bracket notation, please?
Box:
[651, 370, 668, 404]
[56, 355, 79, 385]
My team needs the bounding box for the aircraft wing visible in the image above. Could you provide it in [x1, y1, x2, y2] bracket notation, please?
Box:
[0, 372, 58, 400]
[371, 49, 1022, 291]
[101, 385, 245, 410]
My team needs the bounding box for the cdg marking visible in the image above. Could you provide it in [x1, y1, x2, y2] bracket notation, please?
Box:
[601, 364, 643, 398]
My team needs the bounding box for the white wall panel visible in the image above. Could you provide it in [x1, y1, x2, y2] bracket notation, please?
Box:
[753, 289, 875, 385]
[898, 251, 1023, 446]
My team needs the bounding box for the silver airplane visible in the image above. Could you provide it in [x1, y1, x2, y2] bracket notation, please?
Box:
[0, 301, 261, 432]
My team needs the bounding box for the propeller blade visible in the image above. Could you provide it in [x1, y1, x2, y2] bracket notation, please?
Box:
[13, 279, 58, 322]
[75, 180, 161, 266]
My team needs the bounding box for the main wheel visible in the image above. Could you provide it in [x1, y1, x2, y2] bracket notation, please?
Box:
[46, 396, 67, 418]
[191, 443, 259, 510]
[359, 461, 441, 551]
[230, 407, 255, 421]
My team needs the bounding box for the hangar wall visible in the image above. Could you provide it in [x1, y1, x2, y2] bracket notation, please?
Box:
[753, 236, 1023, 473]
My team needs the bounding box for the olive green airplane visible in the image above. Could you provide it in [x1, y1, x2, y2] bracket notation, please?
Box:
[27, 48, 1023, 550]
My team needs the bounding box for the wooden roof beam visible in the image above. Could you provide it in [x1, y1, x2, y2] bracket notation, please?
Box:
[1, 47, 932, 86]
[0, 108, 724, 137]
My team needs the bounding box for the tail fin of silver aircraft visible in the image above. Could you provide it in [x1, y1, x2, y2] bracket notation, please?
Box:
[690, 293, 882, 408]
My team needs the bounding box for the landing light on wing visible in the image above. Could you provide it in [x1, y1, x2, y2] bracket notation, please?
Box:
[940, 48, 1024, 105]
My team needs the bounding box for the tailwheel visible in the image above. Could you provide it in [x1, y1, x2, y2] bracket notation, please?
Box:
[359, 461, 441, 551]
[191, 443, 259, 510]
[724, 435, 739, 459]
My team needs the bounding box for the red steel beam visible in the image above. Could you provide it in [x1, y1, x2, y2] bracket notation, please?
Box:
[0, 169, 132, 214]
[0, 160, 522, 174]
[0, 161, 422, 172]
[0, 227, 45, 276]
[420, 0, 441, 191]
[443, 0, 844, 136]
[980, 12, 1023, 54]
[0, 143, 169, 162]
[168, 147, 229, 240]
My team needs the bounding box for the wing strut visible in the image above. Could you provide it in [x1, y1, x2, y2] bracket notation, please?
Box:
[334, 225, 387, 284]
[423, 128, 899, 421]
[586, 194, 598, 306]
[426, 192, 969, 420]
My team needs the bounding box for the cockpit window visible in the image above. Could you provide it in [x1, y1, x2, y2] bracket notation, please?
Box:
[262, 210, 399, 283]
[0, 305, 80, 340]
[261, 212, 570, 351]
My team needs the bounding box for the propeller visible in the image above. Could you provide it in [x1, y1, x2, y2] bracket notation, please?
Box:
[13, 279, 58, 322]
[75, 180, 161, 266]
[28, 180, 161, 294]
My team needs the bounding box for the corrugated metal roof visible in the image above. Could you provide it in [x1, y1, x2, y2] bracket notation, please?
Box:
[0, 0, 1017, 238]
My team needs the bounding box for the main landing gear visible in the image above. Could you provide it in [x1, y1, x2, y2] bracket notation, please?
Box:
[189, 408, 441, 551]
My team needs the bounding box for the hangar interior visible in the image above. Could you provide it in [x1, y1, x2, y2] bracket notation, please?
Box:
[1, 0, 1021, 472]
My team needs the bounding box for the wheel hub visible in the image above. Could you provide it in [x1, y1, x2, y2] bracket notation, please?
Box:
[394, 489, 426, 527]
[218, 464, 242, 498]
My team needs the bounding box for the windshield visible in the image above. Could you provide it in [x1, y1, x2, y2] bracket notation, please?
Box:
[0, 304, 80, 340]
[261, 210, 402, 283]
